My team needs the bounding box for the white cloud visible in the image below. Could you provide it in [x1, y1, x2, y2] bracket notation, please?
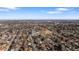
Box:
[0, 7, 17, 12]
[47, 11, 62, 14]
[46, 8, 70, 14]
[57, 8, 69, 11]
[5, 7, 17, 10]
[0, 8, 9, 12]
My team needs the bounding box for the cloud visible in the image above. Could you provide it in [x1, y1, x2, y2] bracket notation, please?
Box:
[47, 8, 70, 14]
[0, 7, 17, 12]
[57, 8, 69, 11]
[5, 7, 17, 10]
[0, 8, 9, 12]
[47, 11, 62, 14]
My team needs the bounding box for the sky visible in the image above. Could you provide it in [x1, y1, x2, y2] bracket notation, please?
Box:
[0, 7, 79, 20]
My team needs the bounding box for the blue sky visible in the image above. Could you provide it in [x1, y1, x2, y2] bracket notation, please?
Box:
[0, 7, 79, 20]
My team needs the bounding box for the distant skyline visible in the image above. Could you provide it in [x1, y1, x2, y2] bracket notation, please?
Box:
[0, 7, 79, 20]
